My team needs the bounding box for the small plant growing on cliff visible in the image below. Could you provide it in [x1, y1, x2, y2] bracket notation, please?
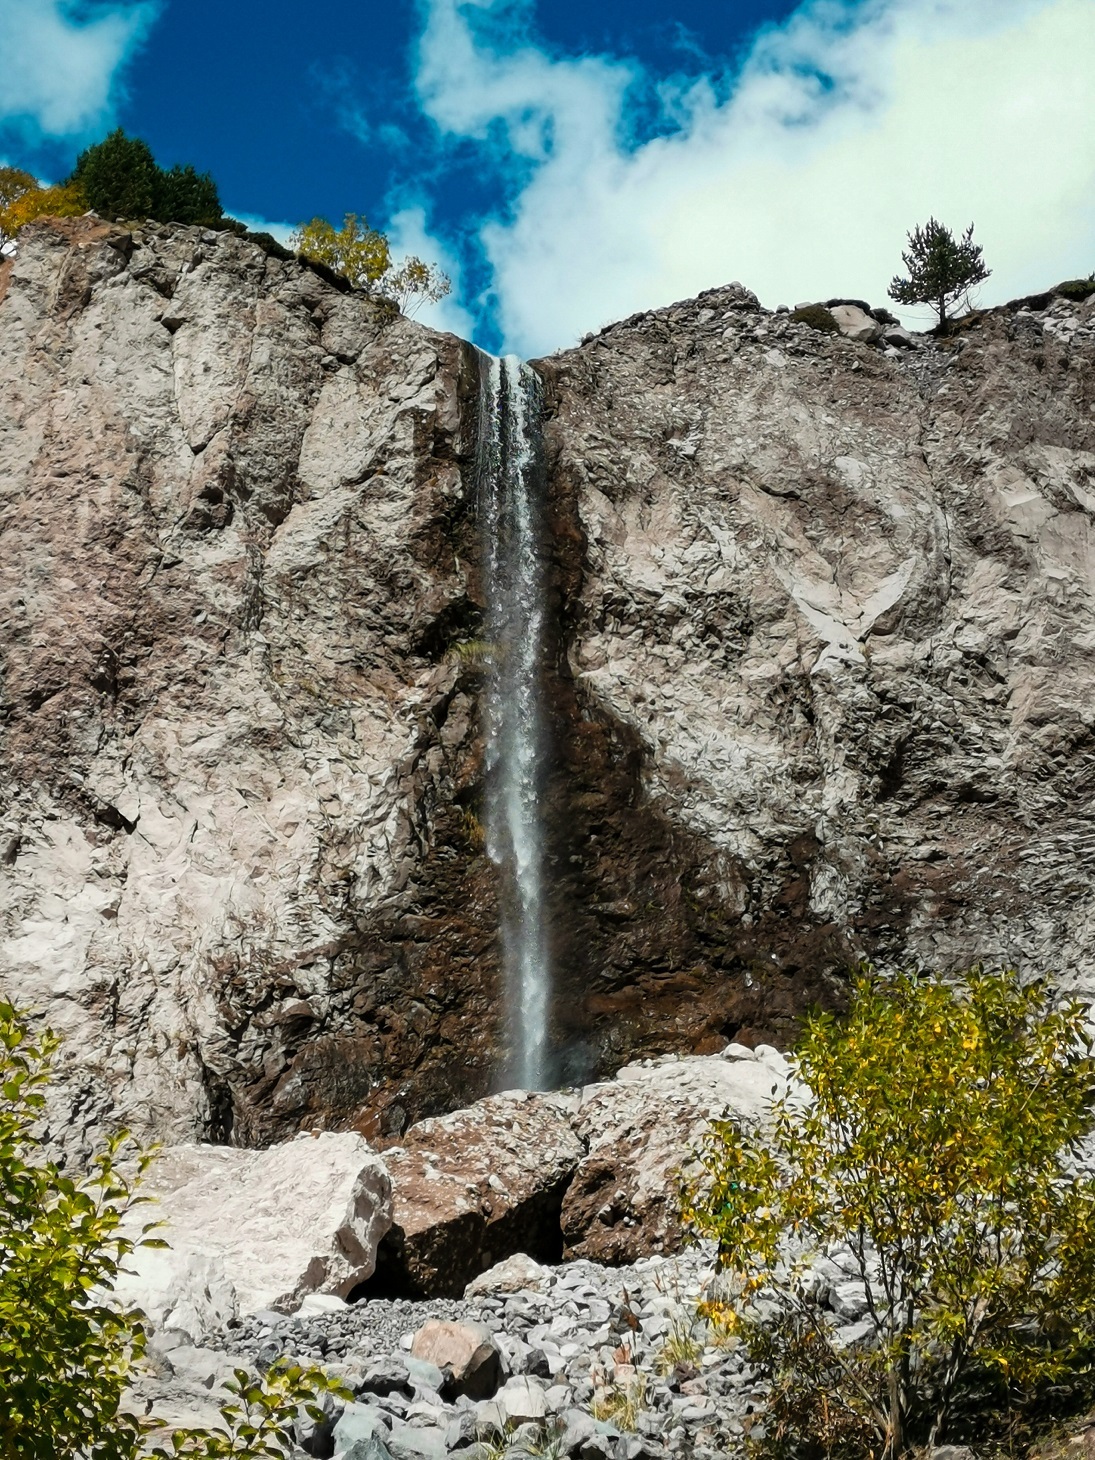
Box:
[888, 217, 990, 328]
[0, 1001, 342, 1458]
[0, 165, 39, 247]
[293, 213, 450, 315]
[0, 167, 86, 249]
[681, 968, 1095, 1459]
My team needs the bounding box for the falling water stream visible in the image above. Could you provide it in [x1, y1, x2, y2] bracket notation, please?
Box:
[477, 352, 551, 1090]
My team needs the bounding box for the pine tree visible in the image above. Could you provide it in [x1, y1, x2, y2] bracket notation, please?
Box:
[888, 217, 990, 328]
[154, 163, 222, 227]
[71, 130, 159, 221]
[70, 131, 222, 227]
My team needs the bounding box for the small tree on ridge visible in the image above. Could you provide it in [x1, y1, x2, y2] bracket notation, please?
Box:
[293, 213, 451, 315]
[889, 217, 990, 328]
[70, 129, 222, 226]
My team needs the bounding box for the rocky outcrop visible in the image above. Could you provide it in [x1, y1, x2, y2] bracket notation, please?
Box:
[0, 217, 500, 1155]
[113, 1131, 392, 1339]
[532, 279, 1095, 1076]
[365, 1091, 584, 1298]
[561, 1046, 791, 1264]
[4, 216, 1095, 1156]
[335, 1045, 792, 1295]
[155, 1245, 757, 1458]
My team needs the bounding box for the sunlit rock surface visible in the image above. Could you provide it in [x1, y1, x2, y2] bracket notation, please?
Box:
[2, 218, 1094, 1155]
[535, 279, 1095, 1060]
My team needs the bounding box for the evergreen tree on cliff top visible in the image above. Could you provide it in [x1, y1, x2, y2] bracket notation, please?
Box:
[889, 217, 990, 328]
[71, 129, 221, 227]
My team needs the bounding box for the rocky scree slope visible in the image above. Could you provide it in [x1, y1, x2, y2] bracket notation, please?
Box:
[138, 1248, 769, 1460]
[2, 218, 1094, 1156]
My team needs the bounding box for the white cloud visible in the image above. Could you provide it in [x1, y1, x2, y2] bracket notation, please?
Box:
[0, 0, 157, 140]
[413, 0, 1095, 355]
[385, 204, 478, 338]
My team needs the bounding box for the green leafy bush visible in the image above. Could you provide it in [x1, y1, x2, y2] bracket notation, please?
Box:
[0, 1000, 343, 1457]
[0, 1000, 156, 1456]
[682, 968, 1095, 1459]
[790, 304, 839, 333]
[149, 1361, 349, 1458]
[1054, 276, 1095, 301]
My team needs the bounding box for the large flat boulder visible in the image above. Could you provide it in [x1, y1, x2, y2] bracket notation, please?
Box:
[366, 1091, 584, 1297]
[561, 1046, 791, 1263]
[114, 1131, 392, 1339]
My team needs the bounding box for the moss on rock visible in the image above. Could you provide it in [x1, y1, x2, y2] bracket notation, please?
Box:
[1054, 277, 1095, 302]
[791, 304, 840, 333]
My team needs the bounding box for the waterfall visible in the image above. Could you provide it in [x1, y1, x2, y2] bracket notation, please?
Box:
[477, 352, 551, 1091]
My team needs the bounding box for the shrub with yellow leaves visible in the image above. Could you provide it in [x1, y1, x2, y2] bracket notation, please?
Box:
[292, 213, 450, 316]
[0, 172, 87, 249]
[0, 1000, 345, 1458]
[681, 968, 1095, 1459]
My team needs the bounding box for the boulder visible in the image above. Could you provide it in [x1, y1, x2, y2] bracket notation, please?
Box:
[404, 1355, 446, 1395]
[345, 1440, 395, 1460]
[464, 1252, 549, 1297]
[124, 1374, 229, 1437]
[385, 1422, 448, 1460]
[114, 1133, 392, 1339]
[366, 1091, 584, 1297]
[496, 1375, 549, 1425]
[828, 303, 883, 343]
[561, 1050, 791, 1263]
[333, 1402, 392, 1450]
[411, 1319, 502, 1400]
[357, 1357, 415, 1399]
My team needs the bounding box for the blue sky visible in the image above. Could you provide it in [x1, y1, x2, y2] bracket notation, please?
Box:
[2, 0, 1094, 353]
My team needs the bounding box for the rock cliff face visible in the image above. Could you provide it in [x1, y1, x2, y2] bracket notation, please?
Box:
[0, 218, 497, 1154]
[533, 279, 1095, 1067]
[2, 218, 1094, 1153]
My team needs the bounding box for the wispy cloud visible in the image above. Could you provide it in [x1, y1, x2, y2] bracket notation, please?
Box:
[409, 0, 1095, 355]
[386, 203, 478, 338]
[0, 0, 158, 146]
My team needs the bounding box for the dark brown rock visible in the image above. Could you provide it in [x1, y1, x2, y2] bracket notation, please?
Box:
[361, 1091, 584, 1297]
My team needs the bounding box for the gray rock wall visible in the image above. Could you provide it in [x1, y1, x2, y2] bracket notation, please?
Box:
[3, 218, 1094, 1155]
[537, 282, 1095, 1023]
[0, 218, 496, 1155]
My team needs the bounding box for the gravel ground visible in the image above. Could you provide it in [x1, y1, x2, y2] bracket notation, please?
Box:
[147, 1247, 770, 1458]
